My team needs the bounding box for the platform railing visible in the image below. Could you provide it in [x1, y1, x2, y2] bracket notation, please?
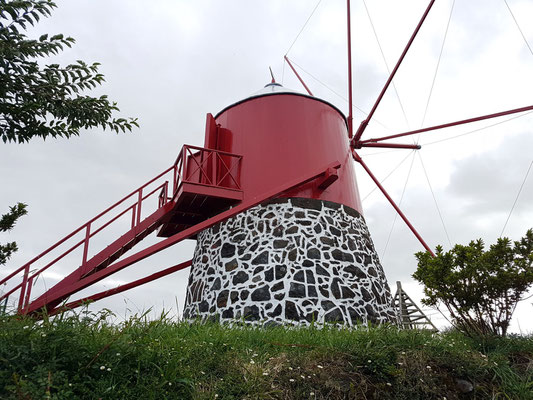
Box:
[173, 144, 243, 196]
[0, 165, 175, 313]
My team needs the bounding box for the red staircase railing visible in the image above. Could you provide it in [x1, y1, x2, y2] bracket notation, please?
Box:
[0, 166, 174, 313]
[0, 144, 243, 314]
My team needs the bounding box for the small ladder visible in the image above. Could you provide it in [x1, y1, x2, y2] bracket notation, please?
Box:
[394, 281, 438, 332]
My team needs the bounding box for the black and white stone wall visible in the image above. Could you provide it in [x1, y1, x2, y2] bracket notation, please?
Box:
[183, 198, 396, 326]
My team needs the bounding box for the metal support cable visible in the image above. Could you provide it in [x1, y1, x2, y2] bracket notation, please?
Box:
[362, 0, 410, 130]
[500, 159, 533, 237]
[421, 0, 456, 127]
[504, 0, 533, 57]
[382, 150, 417, 260]
[285, 0, 323, 56]
[417, 152, 452, 247]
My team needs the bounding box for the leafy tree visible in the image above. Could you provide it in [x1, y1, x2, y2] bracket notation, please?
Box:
[0, 203, 27, 266]
[0, 0, 138, 143]
[413, 229, 533, 337]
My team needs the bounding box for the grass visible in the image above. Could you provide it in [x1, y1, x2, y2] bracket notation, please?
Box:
[1, 309, 532, 399]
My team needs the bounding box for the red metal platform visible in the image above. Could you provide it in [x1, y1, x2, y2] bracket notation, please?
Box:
[157, 145, 243, 237]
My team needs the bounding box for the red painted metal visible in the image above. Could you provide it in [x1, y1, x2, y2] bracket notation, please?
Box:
[24, 161, 340, 314]
[351, 0, 437, 145]
[346, 0, 353, 139]
[14, 144, 243, 312]
[0, 165, 175, 292]
[360, 143, 421, 150]
[361, 104, 533, 144]
[352, 150, 435, 256]
[317, 167, 339, 190]
[0, 146, 227, 310]
[215, 92, 363, 213]
[51, 260, 193, 315]
[28, 202, 175, 312]
[173, 145, 243, 192]
[284, 56, 313, 96]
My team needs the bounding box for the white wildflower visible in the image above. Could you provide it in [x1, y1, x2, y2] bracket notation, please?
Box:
[289, 379, 295, 382]
[262, 372, 268, 376]
[100, 366, 105, 370]
[317, 365, 323, 369]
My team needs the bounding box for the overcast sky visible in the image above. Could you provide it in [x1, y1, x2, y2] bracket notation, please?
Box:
[1, 0, 532, 332]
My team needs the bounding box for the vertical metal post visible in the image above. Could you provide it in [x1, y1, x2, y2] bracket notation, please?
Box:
[182, 146, 188, 182]
[82, 224, 91, 266]
[23, 276, 34, 312]
[17, 265, 29, 313]
[131, 206, 136, 229]
[347, 0, 354, 139]
[136, 189, 142, 227]
[213, 151, 218, 186]
[173, 161, 178, 195]
[161, 181, 168, 206]
[351, 0, 436, 145]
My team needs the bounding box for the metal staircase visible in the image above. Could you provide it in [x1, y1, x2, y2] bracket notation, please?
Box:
[0, 144, 243, 315]
[1, 143, 338, 317]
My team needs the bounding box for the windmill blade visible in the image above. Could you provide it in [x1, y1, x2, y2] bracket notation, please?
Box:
[351, 0, 437, 145]
[352, 150, 435, 257]
[361, 104, 533, 145]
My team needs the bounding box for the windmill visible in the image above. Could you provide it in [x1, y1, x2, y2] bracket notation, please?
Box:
[1, 1, 531, 326]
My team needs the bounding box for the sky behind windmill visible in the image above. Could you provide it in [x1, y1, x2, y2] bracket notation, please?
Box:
[1, 0, 532, 332]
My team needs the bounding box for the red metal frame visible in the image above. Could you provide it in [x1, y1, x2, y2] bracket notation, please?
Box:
[0, 166, 174, 311]
[173, 144, 242, 193]
[22, 160, 340, 314]
[352, 150, 435, 257]
[51, 259, 193, 315]
[284, 56, 313, 96]
[346, 0, 353, 138]
[351, 0, 436, 146]
[360, 143, 421, 150]
[360, 104, 533, 145]
[0, 144, 244, 314]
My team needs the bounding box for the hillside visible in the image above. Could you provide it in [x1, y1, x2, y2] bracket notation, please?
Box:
[1, 311, 532, 399]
